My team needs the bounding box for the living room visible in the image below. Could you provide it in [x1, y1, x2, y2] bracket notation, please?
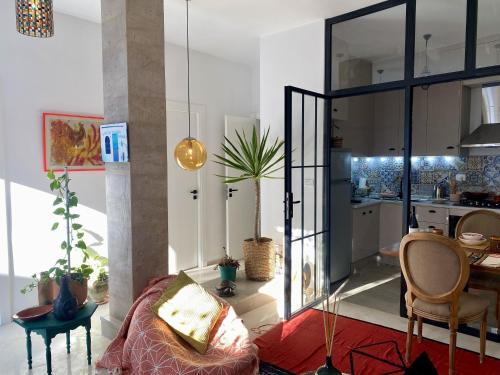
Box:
[1, 0, 500, 374]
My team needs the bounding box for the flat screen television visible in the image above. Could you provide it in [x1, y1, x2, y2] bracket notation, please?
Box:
[100, 123, 129, 163]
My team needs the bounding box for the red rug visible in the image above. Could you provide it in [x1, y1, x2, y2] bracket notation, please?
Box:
[254, 309, 500, 375]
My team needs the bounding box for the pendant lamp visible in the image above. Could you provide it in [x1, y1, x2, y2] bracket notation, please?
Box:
[174, 0, 207, 171]
[16, 0, 54, 38]
[421, 33, 432, 76]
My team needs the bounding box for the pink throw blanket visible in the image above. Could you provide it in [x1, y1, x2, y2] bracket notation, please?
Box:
[97, 276, 259, 374]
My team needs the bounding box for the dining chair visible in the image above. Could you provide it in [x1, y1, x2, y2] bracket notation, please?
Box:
[456, 209, 500, 330]
[400, 232, 489, 375]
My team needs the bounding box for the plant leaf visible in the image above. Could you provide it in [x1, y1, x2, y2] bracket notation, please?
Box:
[53, 207, 65, 215]
[51, 222, 59, 231]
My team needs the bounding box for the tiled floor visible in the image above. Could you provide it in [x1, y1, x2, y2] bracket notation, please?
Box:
[2, 261, 500, 374]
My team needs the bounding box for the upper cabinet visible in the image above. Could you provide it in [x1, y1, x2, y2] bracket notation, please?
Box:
[372, 90, 404, 156]
[412, 82, 470, 156]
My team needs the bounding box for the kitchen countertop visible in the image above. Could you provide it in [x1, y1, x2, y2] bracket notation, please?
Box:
[351, 197, 499, 212]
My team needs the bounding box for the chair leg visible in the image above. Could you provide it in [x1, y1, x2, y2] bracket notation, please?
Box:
[417, 316, 423, 343]
[406, 316, 415, 364]
[480, 310, 488, 364]
[449, 326, 457, 375]
[496, 292, 500, 332]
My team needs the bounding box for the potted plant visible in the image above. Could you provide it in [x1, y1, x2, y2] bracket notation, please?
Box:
[22, 169, 94, 306]
[214, 248, 240, 282]
[89, 269, 109, 304]
[213, 126, 284, 281]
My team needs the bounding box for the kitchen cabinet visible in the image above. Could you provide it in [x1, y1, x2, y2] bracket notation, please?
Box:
[352, 205, 380, 262]
[334, 95, 373, 156]
[412, 82, 470, 156]
[372, 90, 404, 156]
[412, 86, 428, 156]
[379, 203, 403, 248]
[332, 97, 348, 121]
[416, 206, 449, 235]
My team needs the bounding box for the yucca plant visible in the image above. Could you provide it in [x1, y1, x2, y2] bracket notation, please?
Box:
[214, 126, 284, 242]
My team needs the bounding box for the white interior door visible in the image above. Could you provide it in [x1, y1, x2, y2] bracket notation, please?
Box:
[167, 101, 205, 274]
[225, 115, 258, 260]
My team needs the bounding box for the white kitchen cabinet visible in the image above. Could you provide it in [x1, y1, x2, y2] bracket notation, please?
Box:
[415, 206, 448, 224]
[372, 90, 404, 157]
[379, 203, 403, 248]
[412, 82, 470, 156]
[419, 221, 449, 235]
[334, 95, 374, 156]
[332, 97, 348, 121]
[352, 205, 380, 262]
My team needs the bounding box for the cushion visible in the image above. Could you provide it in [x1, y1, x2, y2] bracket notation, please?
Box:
[152, 271, 224, 354]
[406, 292, 489, 319]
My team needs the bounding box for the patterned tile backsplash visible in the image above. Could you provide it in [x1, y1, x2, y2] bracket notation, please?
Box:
[351, 155, 500, 195]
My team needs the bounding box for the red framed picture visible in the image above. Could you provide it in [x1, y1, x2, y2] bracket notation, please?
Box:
[42, 112, 105, 172]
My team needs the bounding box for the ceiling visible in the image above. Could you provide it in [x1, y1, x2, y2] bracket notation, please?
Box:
[53, 0, 380, 67]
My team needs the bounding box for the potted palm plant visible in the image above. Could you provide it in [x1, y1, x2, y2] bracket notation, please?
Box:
[214, 126, 284, 281]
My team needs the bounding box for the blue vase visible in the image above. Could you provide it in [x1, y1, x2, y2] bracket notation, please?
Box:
[53, 275, 78, 321]
[219, 266, 237, 282]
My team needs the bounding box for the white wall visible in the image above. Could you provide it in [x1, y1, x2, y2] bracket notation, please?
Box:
[164, 43, 255, 264]
[260, 20, 325, 244]
[0, 6, 106, 324]
[0, 4, 255, 323]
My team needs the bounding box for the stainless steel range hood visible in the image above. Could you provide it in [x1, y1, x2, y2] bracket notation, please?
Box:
[461, 85, 500, 148]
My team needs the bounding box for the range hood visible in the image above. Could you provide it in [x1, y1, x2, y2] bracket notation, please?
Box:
[461, 85, 500, 148]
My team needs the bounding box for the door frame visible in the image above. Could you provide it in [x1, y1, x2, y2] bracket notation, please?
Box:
[166, 100, 207, 269]
[284, 86, 333, 319]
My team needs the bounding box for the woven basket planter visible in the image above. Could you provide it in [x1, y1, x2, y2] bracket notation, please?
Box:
[243, 237, 275, 281]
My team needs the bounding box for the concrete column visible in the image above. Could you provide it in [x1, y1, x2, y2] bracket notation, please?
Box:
[100, 0, 168, 337]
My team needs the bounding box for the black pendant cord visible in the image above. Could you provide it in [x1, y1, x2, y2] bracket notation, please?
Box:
[186, 0, 192, 139]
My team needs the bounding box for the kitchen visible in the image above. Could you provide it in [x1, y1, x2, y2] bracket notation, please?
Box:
[329, 78, 500, 336]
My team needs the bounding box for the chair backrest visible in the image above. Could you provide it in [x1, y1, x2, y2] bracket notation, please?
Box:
[400, 233, 469, 305]
[455, 209, 500, 239]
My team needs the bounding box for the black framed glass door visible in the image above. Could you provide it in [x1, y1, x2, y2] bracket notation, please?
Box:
[284, 86, 332, 319]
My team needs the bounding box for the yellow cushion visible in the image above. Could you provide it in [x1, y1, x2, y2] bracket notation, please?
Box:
[152, 271, 223, 354]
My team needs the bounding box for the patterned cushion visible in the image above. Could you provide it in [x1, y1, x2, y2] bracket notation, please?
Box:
[152, 271, 224, 354]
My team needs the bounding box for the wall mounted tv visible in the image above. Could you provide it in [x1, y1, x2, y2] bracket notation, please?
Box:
[100, 123, 129, 163]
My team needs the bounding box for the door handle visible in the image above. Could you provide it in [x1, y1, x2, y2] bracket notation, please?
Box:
[228, 188, 239, 198]
[285, 192, 301, 220]
[190, 189, 198, 200]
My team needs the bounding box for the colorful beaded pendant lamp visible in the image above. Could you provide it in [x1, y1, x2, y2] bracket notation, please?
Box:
[16, 0, 54, 38]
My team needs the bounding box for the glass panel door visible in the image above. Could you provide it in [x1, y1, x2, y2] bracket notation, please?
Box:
[284, 87, 330, 319]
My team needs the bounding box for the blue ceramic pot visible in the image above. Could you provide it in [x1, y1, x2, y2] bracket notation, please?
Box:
[53, 275, 78, 321]
[219, 266, 237, 282]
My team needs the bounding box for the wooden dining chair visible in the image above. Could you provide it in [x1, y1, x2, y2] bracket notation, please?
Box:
[400, 232, 489, 375]
[456, 209, 500, 330]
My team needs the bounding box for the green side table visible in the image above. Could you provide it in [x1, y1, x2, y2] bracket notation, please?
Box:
[13, 301, 98, 375]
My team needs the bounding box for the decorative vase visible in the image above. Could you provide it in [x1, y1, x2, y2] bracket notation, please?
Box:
[219, 266, 237, 282]
[315, 356, 342, 375]
[243, 237, 275, 281]
[53, 275, 78, 321]
[53, 275, 88, 306]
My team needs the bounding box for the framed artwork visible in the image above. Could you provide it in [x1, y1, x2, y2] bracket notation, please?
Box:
[43, 112, 105, 171]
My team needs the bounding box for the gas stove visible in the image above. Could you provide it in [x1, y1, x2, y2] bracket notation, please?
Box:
[459, 198, 500, 209]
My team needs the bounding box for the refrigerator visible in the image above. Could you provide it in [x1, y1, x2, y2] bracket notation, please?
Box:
[330, 149, 353, 284]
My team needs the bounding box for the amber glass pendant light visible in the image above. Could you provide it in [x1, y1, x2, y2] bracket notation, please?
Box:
[16, 0, 54, 38]
[174, 0, 207, 171]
